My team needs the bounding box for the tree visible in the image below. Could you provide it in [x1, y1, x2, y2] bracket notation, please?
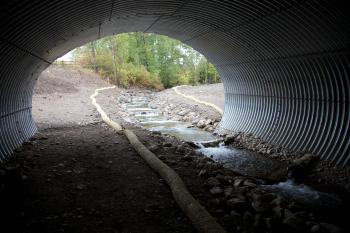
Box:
[73, 32, 221, 89]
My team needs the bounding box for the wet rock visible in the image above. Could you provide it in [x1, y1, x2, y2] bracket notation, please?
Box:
[0, 168, 5, 177]
[224, 187, 234, 198]
[144, 203, 160, 213]
[272, 195, 287, 208]
[206, 177, 221, 187]
[250, 213, 268, 233]
[210, 187, 223, 195]
[311, 224, 321, 233]
[38, 135, 48, 140]
[243, 211, 254, 223]
[176, 146, 186, 154]
[181, 155, 193, 162]
[198, 169, 208, 178]
[213, 122, 219, 129]
[205, 119, 212, 126]
[288, 153, 319, 181]
[162, 142, 172, 147]
[197, 119, 206, 128]
[272, 206, 284, 219]
[200, 140, 223, 148]
[320, 223, 342, 233]
[192, 118, 200, 125]
[224, 135, 236, 144]
[178, 109, 190, 116]
[215, 174, 232, 186]
[243, 179, 257, 188]
[226, 197, 247, 210]
[186, 141, 201, 148]
[209, 198, 225, 207]
[230, 210, 242, 225]
[251, 191, 277, 212]
[76, 184, 86, 190]
[265, 166, 288, 182]
[234, 178, 244, 187]
[283, 214, 308, 232]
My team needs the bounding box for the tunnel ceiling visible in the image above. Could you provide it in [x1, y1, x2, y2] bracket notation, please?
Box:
[0, 0, 349, 165]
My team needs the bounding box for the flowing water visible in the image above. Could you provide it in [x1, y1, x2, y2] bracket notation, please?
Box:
[125, 95, 217, 142]
[263, 179, 342, 209]
[123, 93, 340, 207]
[196, 142, 285, 179]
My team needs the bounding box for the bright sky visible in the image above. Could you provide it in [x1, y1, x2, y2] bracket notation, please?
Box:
[56, 50, 74, 61]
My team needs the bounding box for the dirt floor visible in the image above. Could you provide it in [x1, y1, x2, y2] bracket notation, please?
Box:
[32, 66, 107, 129]
[176, 84, 225, 111]
[1, 66, 349, 233]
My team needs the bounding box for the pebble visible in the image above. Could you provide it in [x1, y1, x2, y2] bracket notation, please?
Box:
[76, 184, 86, 190]
[205, 177, 221, 187]
[283, 214, 308, 232]
[320, 223, 342, 233]
[210, 187, 223, 195]
[163, 142, 172, 147]
[243, 179, 257, 188]
[311, 224, 321, 233]
[198, 169, 208, 178]
[234, 178, 244, 187]
[224, 187, 234, 198]
[226, 197, 247, 210]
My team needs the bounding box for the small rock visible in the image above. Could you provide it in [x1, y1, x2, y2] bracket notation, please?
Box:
[178, 109, 190, 116]
[224, 135, 236, 144]
[283, 214, 308, 232]
[181, 155, 192, 162]
[234, 178, 244, 187]
[76, 184, 86, 190]
[163, 142, 172, 147]
[198, 169, 208, 178]
[251, 191, 276, 212]
[205, 177, 221, 187]
[197, 119, 207, 128]
[226, 197, 247, 210]
[216, 174, 231, 185]
[210, 187, 223, 195]
[224, 187, 234, 198]
[243, 179, 257, 188]
[39, 135, 48, 140]
[0, 168, 5, 177]
[230, 210, 242, 224]
[288, 153, 319, 181]
[144, 203, 160, 213]
[320, 223, 342, 233]
[311, 224, 321, 233]
[243, 211, 254, 223]
[272, 206, 284, 219]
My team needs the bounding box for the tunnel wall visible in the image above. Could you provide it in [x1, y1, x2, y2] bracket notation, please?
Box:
[0, 0, 349, 165]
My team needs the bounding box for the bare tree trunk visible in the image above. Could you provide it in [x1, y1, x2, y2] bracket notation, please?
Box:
[109, 38, 118, 85]
[90, 41, 97, 73]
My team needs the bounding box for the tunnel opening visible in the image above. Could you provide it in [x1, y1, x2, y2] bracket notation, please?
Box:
[1, 0, 349, 166]
[1, 1, 350, 232]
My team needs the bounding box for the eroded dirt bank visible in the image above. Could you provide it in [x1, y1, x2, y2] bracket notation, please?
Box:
[1, 66, 349, 233]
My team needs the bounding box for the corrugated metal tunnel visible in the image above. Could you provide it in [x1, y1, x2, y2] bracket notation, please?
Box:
[0, 0, 349, 166]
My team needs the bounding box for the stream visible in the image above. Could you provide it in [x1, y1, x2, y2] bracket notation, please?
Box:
[121, 92, 342, 209]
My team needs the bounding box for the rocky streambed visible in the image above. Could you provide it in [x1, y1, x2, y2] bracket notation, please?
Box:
[103, 88, 349, 233]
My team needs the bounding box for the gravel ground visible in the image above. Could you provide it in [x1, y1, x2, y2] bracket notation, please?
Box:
[3, 66, 347, 233]
[177, 84, 225, 111]
[32, 66, 112, 129]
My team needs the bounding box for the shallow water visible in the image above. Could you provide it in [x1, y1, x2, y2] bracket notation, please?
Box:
[126, 95, 217, 142]
[264, 179, 342, 208]
[197, 143, 285, 178]
[124, 93, 339, 207]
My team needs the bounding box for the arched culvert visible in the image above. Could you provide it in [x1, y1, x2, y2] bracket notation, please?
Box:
[0, 0, 349, 166]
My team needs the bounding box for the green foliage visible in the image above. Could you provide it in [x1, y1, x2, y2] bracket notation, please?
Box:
[73, 32, 220, 89]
